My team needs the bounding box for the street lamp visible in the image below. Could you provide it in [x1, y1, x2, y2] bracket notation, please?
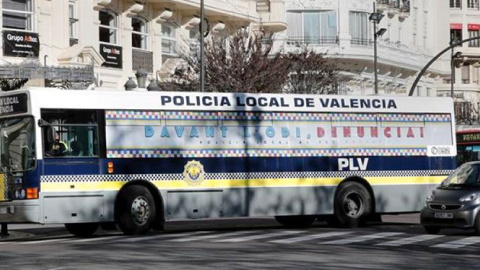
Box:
[369, 5, 385, 95]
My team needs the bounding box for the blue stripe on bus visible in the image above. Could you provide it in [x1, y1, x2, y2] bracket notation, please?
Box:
[38, 156, 456, 176]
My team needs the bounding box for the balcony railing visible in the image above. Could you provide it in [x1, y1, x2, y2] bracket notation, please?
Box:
[350, 37, 371, 46]
[286, 36, 338, 46]
[256, 0, 270, 13]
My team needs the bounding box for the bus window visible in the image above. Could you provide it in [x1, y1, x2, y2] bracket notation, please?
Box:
[41, 110, 100, 158]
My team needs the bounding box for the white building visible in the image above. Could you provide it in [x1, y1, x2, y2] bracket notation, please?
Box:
[0, 0, 286, 90]
[440, 0, 480, 127]
[275, 0, 450, 97]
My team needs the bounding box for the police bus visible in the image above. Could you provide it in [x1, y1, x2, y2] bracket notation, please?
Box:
[0, 88, 456, 236]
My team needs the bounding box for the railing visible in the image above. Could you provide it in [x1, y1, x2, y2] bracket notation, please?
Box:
[286, 36, 338, 46]
[256, 0, 270, 12]
[350, 38, 371, 46]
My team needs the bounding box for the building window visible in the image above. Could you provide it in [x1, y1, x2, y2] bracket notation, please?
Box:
[468, 0, 479, 9]
[450, 28, 462, 46]
[450, 0, 462, 8]
[189, 29, 200, 54]
[161, 23, 177, 55]
[349, 12, 369, 45]
[286, 11, 337, 45]
[99, 10, 118, 44]
[462, 65, 470, 84]
[469, 29, 480, 47]
[69, 1, 78, 46]
[2, 0, 33, 31]
[132, 17, 148, 50]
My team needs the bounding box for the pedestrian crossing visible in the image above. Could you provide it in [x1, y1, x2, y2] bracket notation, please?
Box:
[4, 229, 480, 249]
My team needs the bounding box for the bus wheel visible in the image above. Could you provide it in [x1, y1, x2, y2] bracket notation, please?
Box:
[117, 185, 156, 235]
[65, 223, 99, 237]
[274, 215, 316, 228]
[334, 182, 372, 228]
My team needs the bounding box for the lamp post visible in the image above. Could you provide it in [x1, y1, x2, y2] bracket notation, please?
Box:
[369, 4, 385, 95]
[200, 0, 205, 92]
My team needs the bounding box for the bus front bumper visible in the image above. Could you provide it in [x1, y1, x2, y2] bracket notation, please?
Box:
[0, 200, 39, 223]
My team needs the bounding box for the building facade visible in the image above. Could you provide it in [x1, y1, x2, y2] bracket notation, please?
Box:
[441, 0, 480, 128]
[275, 0, 450, 97]
[0, 0, 286, 90]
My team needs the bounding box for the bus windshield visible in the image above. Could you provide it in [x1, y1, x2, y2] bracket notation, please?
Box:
[0, 117, 35, 173]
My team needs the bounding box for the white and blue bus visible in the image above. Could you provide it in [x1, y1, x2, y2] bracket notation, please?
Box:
[0, 88, 456, 236]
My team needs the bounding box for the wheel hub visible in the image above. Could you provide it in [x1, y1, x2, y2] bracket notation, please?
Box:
[343, 193, 364, 218]
[131, 196, 150, 226]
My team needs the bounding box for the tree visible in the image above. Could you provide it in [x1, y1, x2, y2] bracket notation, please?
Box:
[0, 78, 28, 91]
[284, 46, 347, 95]
[165, 28, 345, 94]
[455, 101, 479, 125]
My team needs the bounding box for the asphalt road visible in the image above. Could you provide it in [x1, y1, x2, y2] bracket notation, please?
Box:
[1, 214, 478, 270]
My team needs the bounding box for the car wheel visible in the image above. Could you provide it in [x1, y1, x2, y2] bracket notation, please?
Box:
[474, 213, 480, 236]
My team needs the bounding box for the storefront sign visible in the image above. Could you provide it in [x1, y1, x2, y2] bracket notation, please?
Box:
[468, 24, 480, 31]
[3, 30, 39, 58]
[100, 44, 122, 69]
[450, 23, 463, 30]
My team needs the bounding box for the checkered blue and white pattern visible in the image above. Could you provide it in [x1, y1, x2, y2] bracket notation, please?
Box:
[40, 170, 453, 183]
[106, 147, 428, 159]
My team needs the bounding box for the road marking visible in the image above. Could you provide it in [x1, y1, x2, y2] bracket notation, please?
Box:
[117, 231, 211, 243]
[69, 235, 125, 243]
[321, 232, 404, 245]
[270, 231, 354, 244]
[170, 230, 262, 242]
[431, 236, 480, 249]
[376, 234, 444, 246]
[213, 230, 303, 243]
[19, 238, 70, 245]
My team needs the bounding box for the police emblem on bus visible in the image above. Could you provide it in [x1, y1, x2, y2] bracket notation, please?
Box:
[183, 160, 205, 186]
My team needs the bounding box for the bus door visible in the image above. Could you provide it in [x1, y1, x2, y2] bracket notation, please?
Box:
[40, 110, 103, 176]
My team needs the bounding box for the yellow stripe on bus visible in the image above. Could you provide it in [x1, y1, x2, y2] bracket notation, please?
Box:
[40, 175, 446, 192]
[0, 174, 5, 201]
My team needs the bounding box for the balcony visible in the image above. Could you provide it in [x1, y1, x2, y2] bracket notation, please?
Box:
[387, 0, 399, 17]
[255, 0, 287, 32]
[376, 0, 389, 12]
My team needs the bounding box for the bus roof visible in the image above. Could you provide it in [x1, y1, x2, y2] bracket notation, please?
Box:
[7, 87, 455, 114]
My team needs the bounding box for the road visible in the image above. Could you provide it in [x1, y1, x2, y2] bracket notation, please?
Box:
[0, 214, 479, 269]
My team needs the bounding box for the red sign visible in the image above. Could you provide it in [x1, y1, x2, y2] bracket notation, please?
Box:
[450, 23, 463, 30]
[469, 24, 480, 30]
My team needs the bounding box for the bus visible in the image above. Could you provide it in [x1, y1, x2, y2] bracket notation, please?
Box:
[0, 88, 456, 236]
[456, 129, 480, 165]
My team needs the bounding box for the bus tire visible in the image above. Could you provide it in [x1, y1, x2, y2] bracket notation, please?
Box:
[65, 223, 99, 237]
[117, 185, 156, 235]
[334, 181, 372, 228]
[275, 215, 316, 228]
